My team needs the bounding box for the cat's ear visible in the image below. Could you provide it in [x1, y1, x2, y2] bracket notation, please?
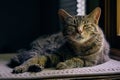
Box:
[88, 7, 101, 24]
[58, 9, 72, 21]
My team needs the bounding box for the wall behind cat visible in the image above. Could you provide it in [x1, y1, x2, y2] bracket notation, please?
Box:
[0, 0, 59, 53]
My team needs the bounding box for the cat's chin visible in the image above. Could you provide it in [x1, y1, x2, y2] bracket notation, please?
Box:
[68, 36, 92, 45]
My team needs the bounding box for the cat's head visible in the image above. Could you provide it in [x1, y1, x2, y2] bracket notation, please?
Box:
[58, 7, 101, 45]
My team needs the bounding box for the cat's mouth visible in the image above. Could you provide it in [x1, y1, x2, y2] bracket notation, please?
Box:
[74, 34, 84, 40]
[67, 35, 93, 44]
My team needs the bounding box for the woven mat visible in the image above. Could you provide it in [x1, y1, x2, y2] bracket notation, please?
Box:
[0, 59, 120, 80]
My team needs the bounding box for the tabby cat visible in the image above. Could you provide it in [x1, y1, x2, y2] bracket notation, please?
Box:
[8, 7, 110, 73]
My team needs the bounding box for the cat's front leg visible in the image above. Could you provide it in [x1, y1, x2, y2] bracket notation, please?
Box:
[56, 58, 84, 69]
[12, 65, 28, 73]
[12, 56, 47, 73]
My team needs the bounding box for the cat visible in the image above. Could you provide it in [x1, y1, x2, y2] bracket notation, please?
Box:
[8, 7, 110, 73]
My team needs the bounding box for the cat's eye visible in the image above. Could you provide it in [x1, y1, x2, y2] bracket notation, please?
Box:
[66, 17, 77, 26]
[83, 24, 94, 31]
[84, 26, 91, 30]
[66, 26, 75, 35]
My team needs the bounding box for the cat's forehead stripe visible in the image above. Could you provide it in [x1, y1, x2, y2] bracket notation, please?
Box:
[74, 16, 87, 22]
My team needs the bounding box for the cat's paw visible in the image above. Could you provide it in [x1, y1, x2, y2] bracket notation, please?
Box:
[12, 66, 27, 73]
[56, 62, 68, 70]
[28, 64, 44, 72]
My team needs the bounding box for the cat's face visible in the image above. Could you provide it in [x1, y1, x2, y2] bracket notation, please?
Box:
[58, 7, 101, 45]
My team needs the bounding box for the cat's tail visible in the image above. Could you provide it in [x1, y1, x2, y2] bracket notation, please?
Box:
[7, 50, 38, 68]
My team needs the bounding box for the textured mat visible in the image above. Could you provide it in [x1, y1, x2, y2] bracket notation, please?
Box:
[0, 59, 120, 80]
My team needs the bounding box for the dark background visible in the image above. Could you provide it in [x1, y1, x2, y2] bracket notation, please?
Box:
[0, 0, 59, 53]
[0, 0, 77, 53]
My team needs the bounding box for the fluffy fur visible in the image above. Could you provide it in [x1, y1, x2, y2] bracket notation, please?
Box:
[8, 7, 110, 73]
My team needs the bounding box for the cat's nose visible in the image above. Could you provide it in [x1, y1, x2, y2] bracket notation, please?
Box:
[78, 30, 82, 34]
[77, 28, 82, 34]
[77, 26, 83, 34]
